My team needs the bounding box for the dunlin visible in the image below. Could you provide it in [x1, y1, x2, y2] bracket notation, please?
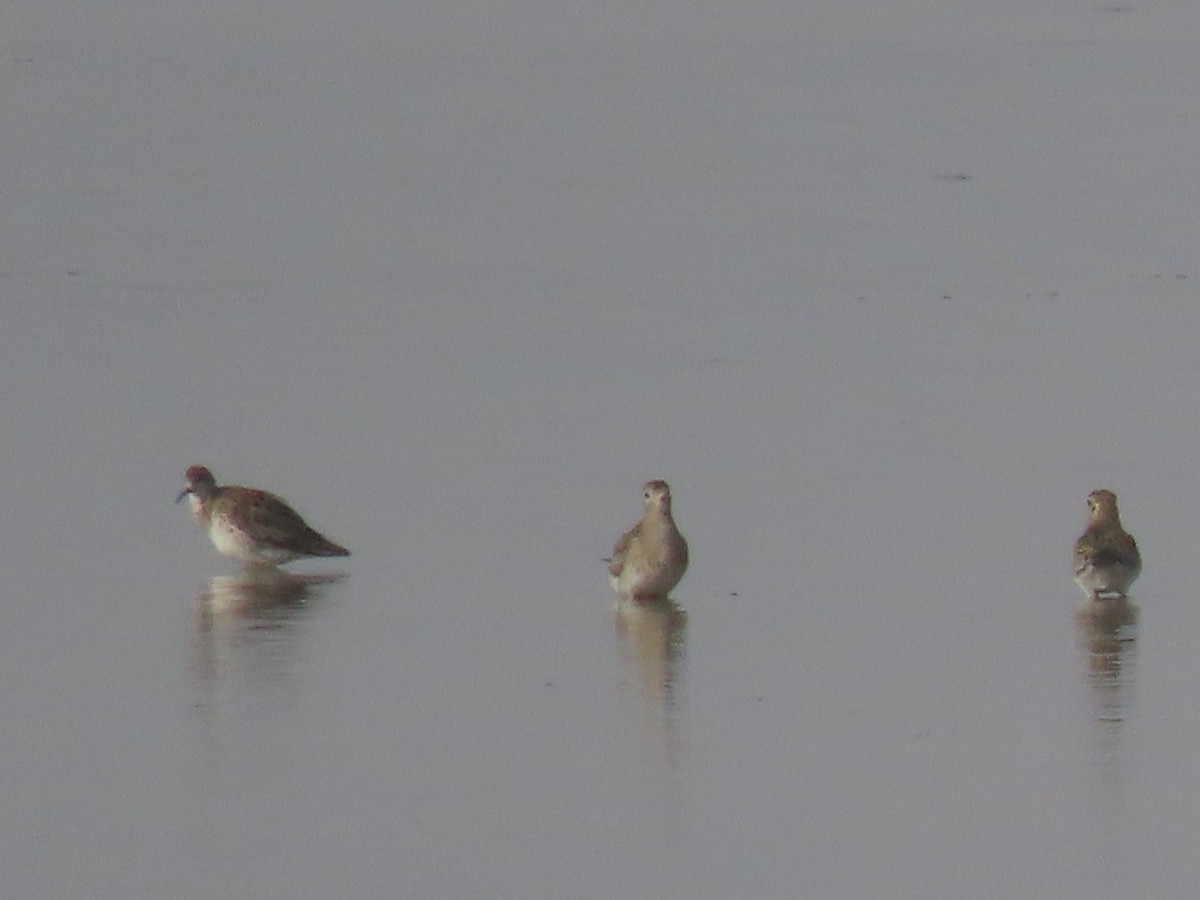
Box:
[607, 480, 689, 600]
[177, 465, 350, 566]
[1074, 489, 1141, 600]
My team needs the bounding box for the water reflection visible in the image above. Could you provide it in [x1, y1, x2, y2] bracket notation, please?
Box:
[615, 596, 688, 766]
[1075, 597, 1138, 725]
[1075, 597, 1139, 895]
[195, 568, 344, 622]
[190, 568, 345, 700]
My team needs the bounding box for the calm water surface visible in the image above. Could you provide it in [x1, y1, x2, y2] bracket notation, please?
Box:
[4, 1, 1200, 898]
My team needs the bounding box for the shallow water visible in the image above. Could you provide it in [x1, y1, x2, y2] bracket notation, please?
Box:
[4, 1, 1200, 897]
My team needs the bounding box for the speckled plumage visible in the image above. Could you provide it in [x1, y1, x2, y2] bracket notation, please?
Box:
[608, 480, 688, 600]
[1074, 489, 1140, 600]
[177, 465, 350, 566]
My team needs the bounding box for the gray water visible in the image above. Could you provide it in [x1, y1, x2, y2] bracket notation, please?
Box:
[4, 1, 1200, 897]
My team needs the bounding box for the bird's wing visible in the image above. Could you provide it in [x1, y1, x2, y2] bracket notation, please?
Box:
[235, 490, 317, 549]
[1076, 529, 1139, 569]
[1096, 531, 1139, 567]
[608, 522, 641, 577]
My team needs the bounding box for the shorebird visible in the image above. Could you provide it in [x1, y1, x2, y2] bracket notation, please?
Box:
[1074, 489, 1141, 600]
[607, 479, 689, 600]
[177, 465, 350, 566]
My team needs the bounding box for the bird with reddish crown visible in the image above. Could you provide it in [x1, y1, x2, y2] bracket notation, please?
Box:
[177, 465, 350, 566]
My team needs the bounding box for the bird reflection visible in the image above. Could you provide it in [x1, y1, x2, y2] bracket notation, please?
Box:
[1076, 596, 1138, 707]
[195, 567, 345, 622]
[1076, 594, 1138, 767]
[1075, 597, 1138, 891]
[615, 596, 688, 765]
[190, 568, 345, 700]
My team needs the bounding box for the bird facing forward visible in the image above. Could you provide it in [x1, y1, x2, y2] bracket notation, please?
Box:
[1073, 488, 1140, 600]
[608, 480, 689, 601]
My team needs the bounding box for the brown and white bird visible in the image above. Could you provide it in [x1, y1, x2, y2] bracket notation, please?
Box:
[607, 480, 689, 600]
[1074, 489, 1141, 600]
[177, 465, 350, 566]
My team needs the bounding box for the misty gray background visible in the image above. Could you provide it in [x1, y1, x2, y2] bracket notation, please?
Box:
[4, 1, 1200, 897]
